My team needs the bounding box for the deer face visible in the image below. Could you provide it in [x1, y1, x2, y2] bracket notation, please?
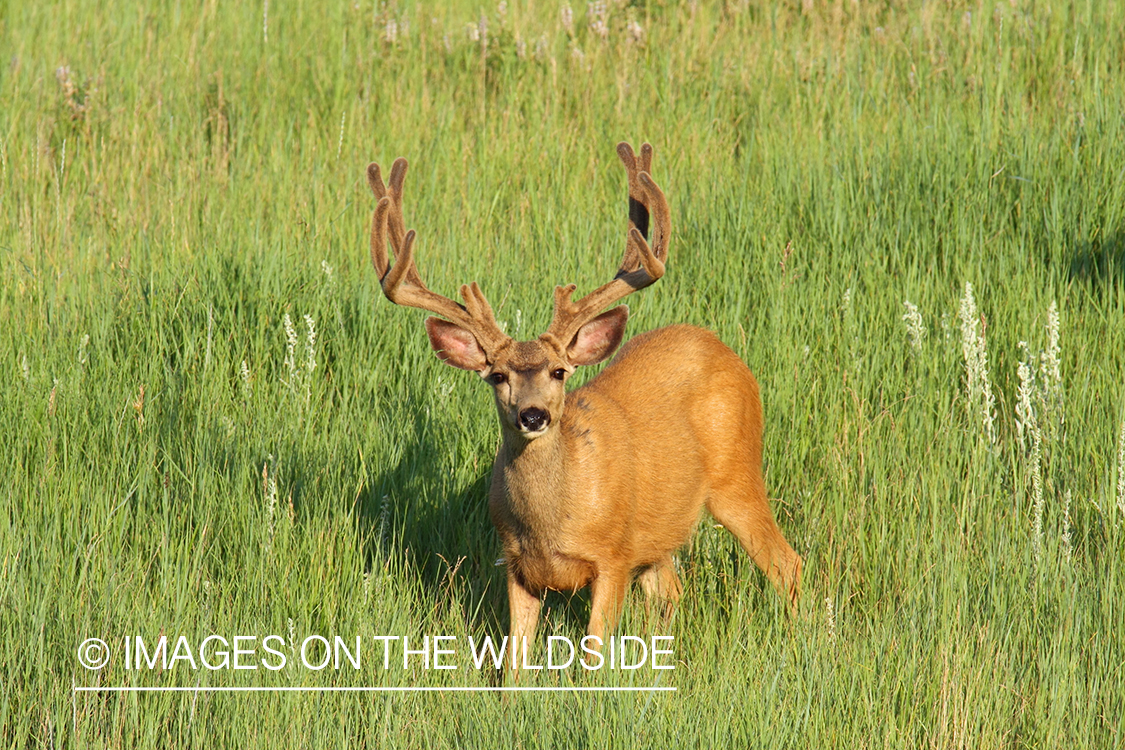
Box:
[425, 307, 628, 439]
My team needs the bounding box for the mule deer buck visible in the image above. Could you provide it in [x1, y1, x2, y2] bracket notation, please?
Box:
[366, 143, 802, 670]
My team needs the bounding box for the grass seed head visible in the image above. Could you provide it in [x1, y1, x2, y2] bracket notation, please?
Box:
[1015, 342, 1038, 453]
[825, 596, 836, 645]
[560, 4, 574, 35]
[1062, 490, 1072, 564]
[1117, 414, 1125, 521]
[303, 315, 317, 375]
[902, 300, 926, 354]
[283, 313, 298, 382]
[240, 360, 252, 402]
[958, 283, 996, 446]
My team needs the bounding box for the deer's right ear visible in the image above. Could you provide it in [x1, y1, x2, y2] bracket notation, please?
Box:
[425, 317, 488, 371]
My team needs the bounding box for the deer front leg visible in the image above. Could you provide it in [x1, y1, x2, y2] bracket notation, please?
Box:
[506, 572, 541, 680]
[586, 570, 629, 647]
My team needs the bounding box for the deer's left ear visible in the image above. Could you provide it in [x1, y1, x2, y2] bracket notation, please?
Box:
[567, 306, 628, 366]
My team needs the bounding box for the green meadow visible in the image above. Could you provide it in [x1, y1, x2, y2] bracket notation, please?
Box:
[3, 0, 1125, 745]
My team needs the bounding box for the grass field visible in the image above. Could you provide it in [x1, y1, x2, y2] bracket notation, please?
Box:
[3, 0, 1125, 746]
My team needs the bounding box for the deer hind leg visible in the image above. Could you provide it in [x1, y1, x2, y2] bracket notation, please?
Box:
[636, 555, 683, 621]
[706, 472, 803, 612]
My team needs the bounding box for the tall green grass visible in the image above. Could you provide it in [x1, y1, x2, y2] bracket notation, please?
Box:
[3, 0, 1124, 746]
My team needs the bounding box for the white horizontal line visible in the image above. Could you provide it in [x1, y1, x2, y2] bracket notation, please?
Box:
[74, 686, 675, 693]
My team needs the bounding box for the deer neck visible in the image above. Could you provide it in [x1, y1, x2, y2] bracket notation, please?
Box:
[496, 424, 573, 526]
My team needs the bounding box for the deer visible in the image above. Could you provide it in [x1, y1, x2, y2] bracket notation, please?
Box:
[365, 142, 802, 673]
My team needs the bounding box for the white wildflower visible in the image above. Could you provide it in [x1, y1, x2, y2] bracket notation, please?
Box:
[466, 22, 479, 43]
[20, 353, 30, 381]
[1041, 301, 1061, 393]
[436, 376, 454, 400]
[1015, 342, 1037, 453]
[79, 334, 90, 366]
[384, 18, 398, 44]
[336, 110, 347, 161]
[1030, 434, 1044, 568]
[240, 360, 252, 401]
[1117, 414, 1125, 521]
[265, 455, 278, 550]
[626, 19, 644, 44]
[959, 282, 996, 446]
[901, 300, 925, 354]
[303, 315, 317, 375]
[560, 3, 574, 34]
[283, 313, 298, 382]
[1015, 340, 1046, 567]
[1039, 300, 1063, 438]
[588, 1, 608, 40]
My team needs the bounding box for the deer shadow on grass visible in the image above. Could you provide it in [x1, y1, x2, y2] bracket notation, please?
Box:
[353, 402, 500, 621]
[352, 401, 596, 650]
[1067, 231, 1125, 289]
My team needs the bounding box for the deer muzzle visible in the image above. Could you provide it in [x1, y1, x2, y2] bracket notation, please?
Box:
[517, 407, 551, 434]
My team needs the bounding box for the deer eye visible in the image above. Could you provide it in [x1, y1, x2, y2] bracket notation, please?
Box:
[486, 372, 507, 385]
[551, 369, 567, 381]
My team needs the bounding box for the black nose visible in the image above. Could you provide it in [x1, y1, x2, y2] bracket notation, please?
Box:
[518, 408, 550, 432]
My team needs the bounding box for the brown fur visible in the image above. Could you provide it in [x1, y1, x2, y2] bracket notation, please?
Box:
[484, 325, 802, 656]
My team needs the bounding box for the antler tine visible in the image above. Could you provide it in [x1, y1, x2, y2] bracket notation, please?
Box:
[367, 159, 507, 352]
[616, 142, 670, 269]
[367, 159, 424, 288]
[544, 142, 671, 348]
